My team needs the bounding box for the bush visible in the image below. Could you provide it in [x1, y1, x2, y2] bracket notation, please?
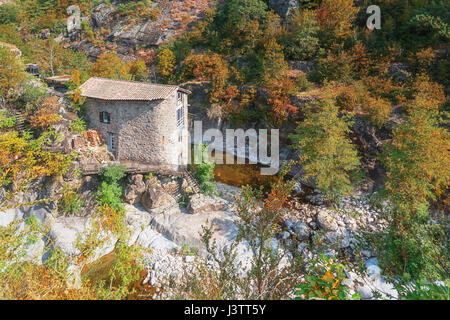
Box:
[69, 118, 87, 134]
[336, 86, 358, 112]
[362, 96, 392, 128]
[295, 255, 361, 300]
[0, 110, 16, 130]
[97, 165, 127, 211]
[192, 143, 217, 195]
[59, 190, 84, 215]
[284, 9, 320, 60]
[100, 165, 127, 185]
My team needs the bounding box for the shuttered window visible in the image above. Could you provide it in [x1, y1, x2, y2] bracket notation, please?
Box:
[99, 111, 110, 124]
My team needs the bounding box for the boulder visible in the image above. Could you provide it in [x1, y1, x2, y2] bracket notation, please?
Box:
[388, 63, 412, 82]
[269, 0, 300, 18]
[292, 221, 310, 241]
[48, 216, 90, 256]
[141, 177, 176, 212]
[124, 174, 146, 204]
[91, 3, 114, 29]
[316, 210, 338, 231]
[187, 193, 225, 215]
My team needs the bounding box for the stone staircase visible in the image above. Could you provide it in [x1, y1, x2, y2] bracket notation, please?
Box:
[13, 110, 25, 132]
[183, 169, 200, 194]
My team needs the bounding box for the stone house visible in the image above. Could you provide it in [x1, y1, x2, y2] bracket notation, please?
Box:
[79, 77, 190, 170]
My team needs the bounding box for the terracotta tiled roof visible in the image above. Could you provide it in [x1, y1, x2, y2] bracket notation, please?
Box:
[79, 77, 190, 101]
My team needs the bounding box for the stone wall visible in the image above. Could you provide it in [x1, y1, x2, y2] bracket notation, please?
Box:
[85, 91, 189, 167]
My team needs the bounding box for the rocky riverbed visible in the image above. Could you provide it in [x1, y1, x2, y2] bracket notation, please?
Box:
[0, 174, 399, 299]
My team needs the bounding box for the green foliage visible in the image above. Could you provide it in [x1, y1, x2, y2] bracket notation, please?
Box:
[58, 190, 84, 215]
[284, 9, 320, 60]
[100, 164, 127, 185]
[295, 255, 361, 300]
[0, 109, 16, 129]
[289, 92, 360, 200]
[97, 182, 123, 211]
[397, 280, 450, 300]
[377, 94, 450, 281]
[0, 4, 20, 25]
[69, 118, 87, 134]
[193, 143, 217, 195]
[96, 165, 126, 211]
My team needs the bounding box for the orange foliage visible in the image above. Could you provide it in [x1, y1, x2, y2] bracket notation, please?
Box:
[266, 76, 298, 125]
[30, 97, 61, 129]
[181, 52, 230, 103]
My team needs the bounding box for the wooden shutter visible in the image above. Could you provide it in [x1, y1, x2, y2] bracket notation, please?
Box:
[99, 111, 103, 122]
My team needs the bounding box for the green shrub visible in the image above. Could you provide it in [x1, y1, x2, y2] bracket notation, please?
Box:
[0, 110, 16, 129]
[397, 280, 450, 300]
[100, 165, 126, 185]
[69, 118, 87, 134]
[96, 165, 127, 211]
[96, 181, 123, 211]
[192, 143, 217, 195]
[59, 190, 84, 215]
[295, 255, 361, 300]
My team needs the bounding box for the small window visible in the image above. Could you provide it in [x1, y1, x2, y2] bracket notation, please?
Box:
[177, 105, 184, 127]
[107, 132, 116, 153]
[177, 92, 183, 103]
[99, 111, 110, 124]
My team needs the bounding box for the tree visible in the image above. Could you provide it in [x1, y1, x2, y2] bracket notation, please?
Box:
[378, 87, 450, 281]
[261, 38, 288, 84]
[29, 96, 61, 129]
[217, 0, 268, 46]
[316, 0, 358, 45]
[289, 93, 360, 200]
[0, 46, 26, 101]
[266, 75, 298, 125]
[32, 37, 66, 77]
[285, 9, 320, 60]
[89, 52, 131, 80]
[156, 48, 176, 82]
[128, 59, 149, 81]
[181, 52, 229, 103]
[362, 96, 392, 128]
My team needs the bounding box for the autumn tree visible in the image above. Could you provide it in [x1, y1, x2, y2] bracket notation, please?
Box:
[0, 46, 26, 102]
[29, 96, 61, 129]
[32, 37, 66, 77]
[261, 38, 288, 84]
[379, 101, 449, 281]
[362, 96, 392, 128]
[266, 75, 298, 125]
[284, 9, 320, 60]
[289, 93, 360, 200]
[128, 58, 149, 81]
[181, 52, 229, 103]
[216, 0, 268, 49]
[89, 51, 131, 80]
[156, 48, 176, 82]
[316, 0, 358, 46]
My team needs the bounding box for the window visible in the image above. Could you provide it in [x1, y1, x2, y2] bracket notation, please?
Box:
[99, 111, 110, 124]
[107, 132, 116, 153]
[177, 105, 184, 127]
[177, 92, 183, 104]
